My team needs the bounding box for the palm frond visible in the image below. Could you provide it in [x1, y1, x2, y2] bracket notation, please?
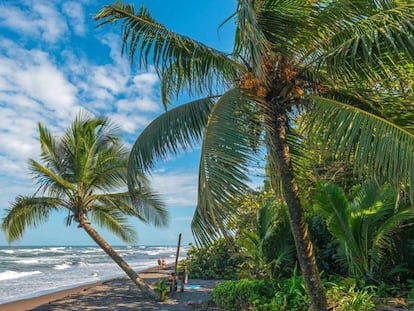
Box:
[95, 1, 239, 99]
[190, 206, 224, 246]
[305, 96, 414, 190]
[127, 96, 216, 184]
[312, 84, 414, 131]
[370, 207, 414, 271]
[264, 133, 283, 196]
[38, 123, 63, 171]
[234, 0, 270, 80]
[257, 203, 276, 241]
[90, 206, 138, 243]
[239, 230, 262, 262]
[2, 196, 60, 243]
[95, 189, 168, 228]
[315, 1, 414, 84]
[314, 182, 360, 256]
[192, 88, 258, 245]
[61, 113, 126, 186]
[258, 0, 317, 58]
[351, 179, 381, 211]
[160, 60, 238, 108]
[29, 159, 75, 196]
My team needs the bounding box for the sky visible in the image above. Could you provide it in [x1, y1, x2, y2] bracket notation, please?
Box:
[0, 0, 237, 246]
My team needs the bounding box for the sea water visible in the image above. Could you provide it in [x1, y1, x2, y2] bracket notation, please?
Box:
[0, 245, 187, 304]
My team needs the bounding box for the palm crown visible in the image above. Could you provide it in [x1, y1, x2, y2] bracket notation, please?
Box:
[96, 0, 414, 240]
[2, 112, 168, 243]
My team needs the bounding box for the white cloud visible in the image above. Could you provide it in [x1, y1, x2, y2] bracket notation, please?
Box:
[92, 65, 127, 94]
[133, 72, 159, 96]
[116, 95, 159, 114]
[0, 2, 165, 228]
[0, 1, 68, 43]
[0, 155, 31, 180]
[33, 2, 68, 42]
[62, 2, 86, 36]
[99, 33, 130, 69]
[150, 171, 198, 207]
[0, 177, 33, 211]
[0, 39, 79, 117]
[0, 39, 80, 182]
[109, 113, 153, 134]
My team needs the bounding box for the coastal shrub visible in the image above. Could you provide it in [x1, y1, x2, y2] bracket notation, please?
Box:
[183, 239, 241, 279]
[153, 279, 169, 301]
[212, 279, 273, 311]
[266, 270, 310, 310]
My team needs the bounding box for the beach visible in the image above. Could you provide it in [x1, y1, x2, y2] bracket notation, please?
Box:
[0, 265, 222, 311]
[0, 245, 189, 305]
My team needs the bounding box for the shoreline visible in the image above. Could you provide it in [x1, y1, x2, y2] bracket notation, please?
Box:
[0, 264, 174, 311]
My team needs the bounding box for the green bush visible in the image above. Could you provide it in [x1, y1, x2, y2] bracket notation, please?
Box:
[212, 279, 273, 311]
[266, 271, 310, 310]
[326, 281, 376, 311]
[183, 239, 241, 279]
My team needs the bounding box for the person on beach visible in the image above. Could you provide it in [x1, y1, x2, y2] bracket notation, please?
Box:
[178, 266, 188, 292]
[157, 258, 162, 269]
[167, 272, 177, 292]
[161, 258, 166, 266]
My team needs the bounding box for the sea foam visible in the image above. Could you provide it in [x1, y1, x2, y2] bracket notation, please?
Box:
[0, 270, 42, 281]
[14, 259, 39, 264]
[53, 263, 71, 270]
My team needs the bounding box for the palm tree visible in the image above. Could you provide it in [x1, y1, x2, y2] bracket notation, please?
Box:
[238, 201, 296, 282]
[1, 112, 168, 298]
[314, 181, 414, 283]
[95, 1, 414, 309]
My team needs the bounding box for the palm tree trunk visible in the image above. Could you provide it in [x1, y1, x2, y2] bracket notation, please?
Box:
[80, 219, 157, 299]
[268, 104, 327, 311]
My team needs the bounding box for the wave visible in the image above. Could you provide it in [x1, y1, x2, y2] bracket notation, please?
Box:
[13, 259, 39, 264]
[47, 247, 66, 253]
[77, 261, 91, 267]
[80, 248, 103, 254]
[0, 249, 15, 254]
[53, 263, 71, 270]
[0, 270, 42, 281]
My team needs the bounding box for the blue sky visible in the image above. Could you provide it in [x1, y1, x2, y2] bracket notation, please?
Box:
[0, 0, 236, 246]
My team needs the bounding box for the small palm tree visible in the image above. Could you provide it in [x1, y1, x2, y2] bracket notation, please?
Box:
[1, 112, 168, 298]
[314, 181, 414, 283]
[239, 202, 291, 278]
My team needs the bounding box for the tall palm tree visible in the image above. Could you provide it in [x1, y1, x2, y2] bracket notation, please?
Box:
[1, 112, 168, 298]
[95, 1, 414, 309]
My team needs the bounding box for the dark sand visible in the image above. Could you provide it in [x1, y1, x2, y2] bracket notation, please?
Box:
[0, 265, 222, 311]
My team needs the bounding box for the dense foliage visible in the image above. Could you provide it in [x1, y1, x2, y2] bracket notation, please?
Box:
[183, 239, 241, 280]
[184, 180, 414, 310]
[212, 279, 273, 311]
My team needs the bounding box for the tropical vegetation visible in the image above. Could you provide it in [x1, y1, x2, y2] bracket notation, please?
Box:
[188, 180, 414, 310]
[95, 0, 414, 309]
[314, 181, 414, 283]
[1, 112, 168, 297]
[184, 239, 241, 280]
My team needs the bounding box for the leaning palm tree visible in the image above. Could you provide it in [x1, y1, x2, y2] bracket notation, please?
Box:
[1, 112, 168, 298]
[95, 1, 414, 309]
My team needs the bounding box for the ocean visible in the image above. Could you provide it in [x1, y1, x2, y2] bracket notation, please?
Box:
[0, 245, 188, 304]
